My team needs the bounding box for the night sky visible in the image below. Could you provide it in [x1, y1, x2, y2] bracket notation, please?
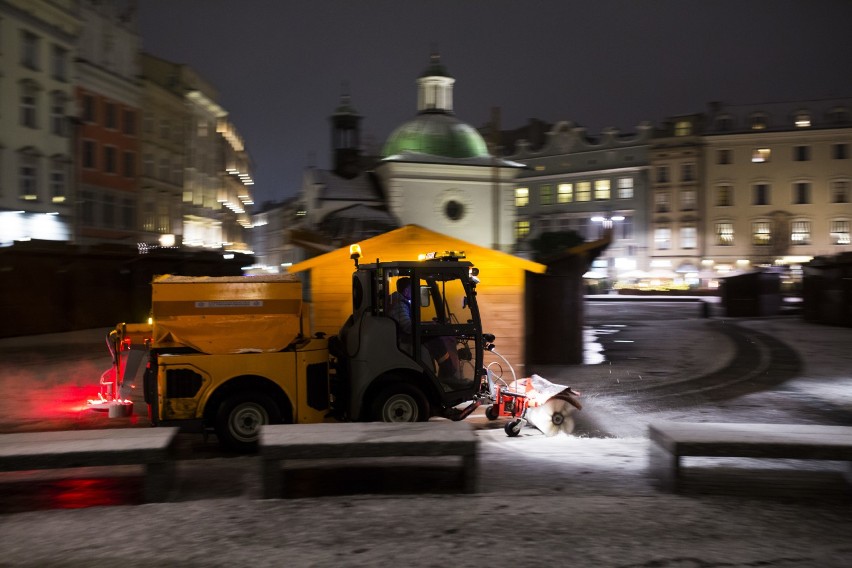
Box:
[137, 0, 852, 205]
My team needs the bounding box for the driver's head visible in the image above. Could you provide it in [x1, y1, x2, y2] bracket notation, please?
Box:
[396, 277, 411, 298]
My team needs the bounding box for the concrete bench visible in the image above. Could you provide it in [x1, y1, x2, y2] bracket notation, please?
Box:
[260, 422, 478, 499]
[649, 422, 852, 491]
[0, 427, 180, 502]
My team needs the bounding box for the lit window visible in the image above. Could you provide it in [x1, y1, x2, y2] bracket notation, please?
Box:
[716, 222, 734, 245]
[680, 226, 697, 249]
[753, 184, 771, 206]
[716, 185, 733, 207]
[794, 112, 811, 128]
[752, 148, 771, 163]
[515, 220, 530, 239]
[831, 180, 849, 203]
[750, 114, 767, 130]
[540, 184, 553, 205]
[830, 220, 850, 245]
[793, 182, 811, 205]
[19, 153, 38, 200]
[791, 221, 811, 244]
[617, 177, 633, 199]
[675, 120, 692, 136]
[514, 187, 529, 207]
[752, 221, 771, 246]
[594, 179, 610, 200]
[576, 182, 591, 202]
[557, 183, 573, 203]
[654, 227, 671, 250]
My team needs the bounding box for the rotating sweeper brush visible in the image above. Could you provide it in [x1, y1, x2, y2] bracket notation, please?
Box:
[482, 344, 581, 437]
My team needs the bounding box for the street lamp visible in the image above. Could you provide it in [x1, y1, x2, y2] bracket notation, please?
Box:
[591, 213, 625, 292]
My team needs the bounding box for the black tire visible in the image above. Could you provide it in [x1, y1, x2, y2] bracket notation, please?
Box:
[215, 391, 281, 453]
[485, 405, 500, 421]
[371, 383, 429, 422]
[505, 419, 522, 437]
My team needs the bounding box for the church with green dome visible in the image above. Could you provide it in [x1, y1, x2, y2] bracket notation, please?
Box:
[375, 53, 526, 252]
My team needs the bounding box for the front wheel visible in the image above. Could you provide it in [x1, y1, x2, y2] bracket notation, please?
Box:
[215, 392, 281, 453]
[371, 383, 429, 422]
[505, 419, 522, 437]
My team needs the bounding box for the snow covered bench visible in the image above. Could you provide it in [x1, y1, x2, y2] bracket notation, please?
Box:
[648, 422, 852, 491]
[260, 422, 478, 499]
[0, 427, 180, 502]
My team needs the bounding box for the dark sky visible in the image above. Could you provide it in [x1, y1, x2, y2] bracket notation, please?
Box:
[137, 0, 852, 205]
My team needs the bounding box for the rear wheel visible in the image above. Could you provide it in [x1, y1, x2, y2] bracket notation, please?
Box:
[215, 392, 281, 453]
[485, 405, 499, 420]
[371, 383, 429, 422]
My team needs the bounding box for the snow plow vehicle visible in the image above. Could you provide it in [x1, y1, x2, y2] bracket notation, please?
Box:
[101, 248, 489, 451]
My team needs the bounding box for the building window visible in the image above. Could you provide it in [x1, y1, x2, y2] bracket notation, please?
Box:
[594, 179, 610, 200]
[515, 220, 530, 239]
[655, 191, 670, 213]
[680, 226, 697, 249]
[160, 118, 171, 140]
[681, 163, 695, 182]
[50, 161, 67, 203]
[831, 180, 850, 203]
[752, 221, 771, 246]
[753, 183, 771, 205]
[103, 194, 115, 229]
[514, 187, 529, 207]
[617, 177, 633, 199]
[656, 165, 669, 183]
[557, 183, 573, 203]
[717, 149, 732, 165]
[793, 182, 811, 205]
[50, 91, 65, 136]
[105, 103, 117, 129]
[540, 184, 553, 205]
[680, 189, 696, 211]
[81, 191, 95, 227]
[831, 220, 851, 245]
[793, 145, 811, 161]
[716, 184, 733, 207]
[104, 146, 117, 174]
[82, 140, 96, 169]
[833, 144, 848, 160]
[143, 154, 154, 178]
[123, 151, 136, 177]
[715, 115, 733, 131]
[82, 95, 96, 123]
[158, 158, 169, 181]
[750, 114, 768, 130]
[122, 199, 136, 230]
[21, 82, 38, 128]
[576, 181, 591, 202]
[21, 30, 39, 69]
[752, 148, 771, 163]
[52, 45, 67, 81]
[828, 107, 850, 125]
[616, 215, 633, 240]
[143, 111, 154, 134]
[674, 120, 692, 136]
[716, 222, 734, 245]
[142, 201, 155, 232]
[19, 154, 38, 200]
[123, 110, 136, 135]
[794, 112, 811, 128]
[654, 227, 671, 250]
[791, 220, 811, 245]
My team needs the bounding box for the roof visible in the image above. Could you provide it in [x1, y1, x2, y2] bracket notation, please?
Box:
[287, 224, 547, 274]
[313, 169, 384, 202]
[381, 113, 490, 159]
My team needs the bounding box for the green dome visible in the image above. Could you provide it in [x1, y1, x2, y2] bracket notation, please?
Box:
[382, 113, 490, 159]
